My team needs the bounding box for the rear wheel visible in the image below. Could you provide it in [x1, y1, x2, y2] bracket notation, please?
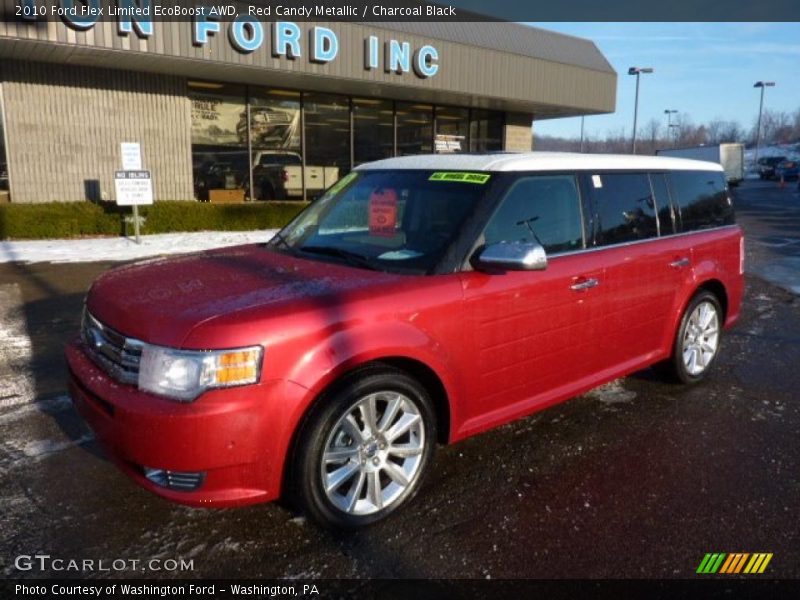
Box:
[291, 367, 436, 529]
[655, 291, 723, 384]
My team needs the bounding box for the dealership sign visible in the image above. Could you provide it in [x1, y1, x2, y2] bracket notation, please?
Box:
[19, 0, 440, 78]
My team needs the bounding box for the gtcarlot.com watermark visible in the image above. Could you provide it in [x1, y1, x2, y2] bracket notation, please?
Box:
[14, 554, 194, 573]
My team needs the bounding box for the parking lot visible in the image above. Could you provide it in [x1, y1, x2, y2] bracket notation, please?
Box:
[1, 180, 798, 579]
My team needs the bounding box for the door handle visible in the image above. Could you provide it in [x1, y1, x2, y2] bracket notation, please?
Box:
[570, 277, 599, 291]
[669, 258, 691, 269]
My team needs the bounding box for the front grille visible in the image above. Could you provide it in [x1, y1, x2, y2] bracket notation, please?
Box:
[81, 309, 144, 385]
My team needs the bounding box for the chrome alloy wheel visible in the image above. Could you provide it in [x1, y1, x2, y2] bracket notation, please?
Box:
[682, 300, 720, 376]
[320, 392, 425, 516]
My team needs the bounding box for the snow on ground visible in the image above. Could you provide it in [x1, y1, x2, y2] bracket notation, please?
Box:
[0, 284, 35, 408]
[0, 229, 278, 264]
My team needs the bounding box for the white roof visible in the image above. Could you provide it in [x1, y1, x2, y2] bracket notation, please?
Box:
[355, 152, 724, 173]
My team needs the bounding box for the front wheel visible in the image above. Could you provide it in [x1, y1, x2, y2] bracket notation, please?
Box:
[656, 291, 723, 384]
[291, 367, 436, 529]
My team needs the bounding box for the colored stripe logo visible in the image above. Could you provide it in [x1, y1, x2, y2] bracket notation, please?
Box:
[696, 553, 773, 574]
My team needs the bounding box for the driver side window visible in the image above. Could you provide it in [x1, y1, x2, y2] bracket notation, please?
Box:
[483, 175, 585, 254]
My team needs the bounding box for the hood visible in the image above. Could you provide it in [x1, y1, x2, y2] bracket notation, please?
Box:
[86, 244, 400, 347]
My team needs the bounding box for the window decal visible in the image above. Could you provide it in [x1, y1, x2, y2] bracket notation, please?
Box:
[368, 188, 398, 237]
[429, 172, 491, 184]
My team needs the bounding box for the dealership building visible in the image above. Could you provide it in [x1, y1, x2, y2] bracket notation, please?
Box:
[0, 15, 616, 203]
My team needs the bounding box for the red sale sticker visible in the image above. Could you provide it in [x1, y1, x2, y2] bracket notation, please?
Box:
[368, 188, 398, 237]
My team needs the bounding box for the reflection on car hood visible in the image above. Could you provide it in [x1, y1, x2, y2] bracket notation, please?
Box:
[86, 244, 402, 347]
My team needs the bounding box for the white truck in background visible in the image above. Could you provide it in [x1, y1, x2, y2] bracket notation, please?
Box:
[656, 143, 744, 186]
[252, 151, 339, 200]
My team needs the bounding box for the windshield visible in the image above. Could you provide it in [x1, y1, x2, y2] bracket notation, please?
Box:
[270, 170, 492, 274]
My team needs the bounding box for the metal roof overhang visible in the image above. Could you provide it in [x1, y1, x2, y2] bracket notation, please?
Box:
[0, 22, 617, 119]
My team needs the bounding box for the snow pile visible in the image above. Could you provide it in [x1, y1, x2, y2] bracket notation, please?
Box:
[0, 229, 278, 264]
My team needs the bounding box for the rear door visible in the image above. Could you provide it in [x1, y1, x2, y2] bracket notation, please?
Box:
[584, 171, 679, 371]
[459, 173, 605, 429]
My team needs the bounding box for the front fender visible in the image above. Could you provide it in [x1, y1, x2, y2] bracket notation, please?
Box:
[285, 321, 462, 442]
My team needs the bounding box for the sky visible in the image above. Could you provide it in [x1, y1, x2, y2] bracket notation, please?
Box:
[528, 23, 800, 140]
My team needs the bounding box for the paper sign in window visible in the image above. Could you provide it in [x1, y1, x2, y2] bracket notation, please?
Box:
[368, 188, 398, 237]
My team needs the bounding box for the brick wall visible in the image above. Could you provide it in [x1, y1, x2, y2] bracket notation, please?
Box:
[0, 60, 193, 203]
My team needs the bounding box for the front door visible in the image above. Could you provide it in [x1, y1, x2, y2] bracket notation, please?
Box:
[458, 174, 605, 434]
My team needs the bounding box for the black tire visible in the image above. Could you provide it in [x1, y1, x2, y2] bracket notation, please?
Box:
[654, 291, 723, 384]
[290, 366, 436, 529]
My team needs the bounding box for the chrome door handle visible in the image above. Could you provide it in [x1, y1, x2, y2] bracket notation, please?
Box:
[570, 277, 599, 291]
[669, 258, 691, 269]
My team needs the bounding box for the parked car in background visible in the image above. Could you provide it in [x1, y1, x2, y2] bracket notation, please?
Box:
[67, 152, 743, 529]
[757, 155, 786, 180]
[775, 157, 800, 181]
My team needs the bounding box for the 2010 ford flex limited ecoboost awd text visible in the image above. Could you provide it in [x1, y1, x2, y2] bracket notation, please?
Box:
[67, 153, 743, 528]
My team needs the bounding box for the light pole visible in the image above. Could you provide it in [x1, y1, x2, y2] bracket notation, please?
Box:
[579, 116, 585, 152]
[664, 109, 678, 147]
[628, 67, 654, 154]
[753, 81, 775, 164]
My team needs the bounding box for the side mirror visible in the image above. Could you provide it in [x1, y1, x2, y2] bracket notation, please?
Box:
[472, 241, 548, 272]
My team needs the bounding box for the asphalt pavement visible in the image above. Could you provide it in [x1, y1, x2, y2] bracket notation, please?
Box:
[0, 180, 798, 579]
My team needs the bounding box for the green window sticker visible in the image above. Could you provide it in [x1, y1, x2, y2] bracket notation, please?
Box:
[429, 172, 491, 184]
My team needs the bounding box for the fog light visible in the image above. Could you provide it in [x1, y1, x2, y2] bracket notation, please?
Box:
[143, 467, 206, 491]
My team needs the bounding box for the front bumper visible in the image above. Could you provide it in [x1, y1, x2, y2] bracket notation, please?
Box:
[65, 337, 306, 508]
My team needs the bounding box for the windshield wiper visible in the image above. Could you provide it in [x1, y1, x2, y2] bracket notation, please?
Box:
[267, 231, 297, 254]
[300, 246, 378, 271]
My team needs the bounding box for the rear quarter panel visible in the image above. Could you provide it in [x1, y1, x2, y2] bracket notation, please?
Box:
[665, 225, 744, 351]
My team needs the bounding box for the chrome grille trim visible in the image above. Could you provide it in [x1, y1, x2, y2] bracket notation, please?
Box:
[81, 309, 144, 385]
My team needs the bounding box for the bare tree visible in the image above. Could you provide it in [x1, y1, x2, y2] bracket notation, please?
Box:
[752, 109, 793, 145]
[533, 107, 799, 154]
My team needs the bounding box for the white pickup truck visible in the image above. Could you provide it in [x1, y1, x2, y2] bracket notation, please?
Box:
[252, 151, 339, 200]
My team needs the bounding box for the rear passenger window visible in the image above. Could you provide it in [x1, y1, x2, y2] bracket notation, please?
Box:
[669, 170, 733, 232]
[483, 175, 584, 254]
[590, 173, 659, 246]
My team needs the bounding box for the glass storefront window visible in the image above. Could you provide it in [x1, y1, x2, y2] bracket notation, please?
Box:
[470, 110, 504, 152]
[0, 85, 9, 202]
[396, 103, 433, 156]
[435, 106, 469, 154]
[189, 81, 248, 202]
[249, 89, 301, 201]
[353, 98, 394, 165]
[304, 93, 350, 199]
[187, 80, 506, 203]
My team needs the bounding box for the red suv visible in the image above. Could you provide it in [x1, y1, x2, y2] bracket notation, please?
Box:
[67, 153, 743, 528]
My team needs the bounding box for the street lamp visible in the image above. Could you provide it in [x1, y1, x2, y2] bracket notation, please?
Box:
[628, 67, 654, 154]
[664, 109, 678, 147]
[753, 81, 776, 164]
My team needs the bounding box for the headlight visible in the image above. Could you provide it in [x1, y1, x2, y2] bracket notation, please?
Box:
[138, 344, 263, 402]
